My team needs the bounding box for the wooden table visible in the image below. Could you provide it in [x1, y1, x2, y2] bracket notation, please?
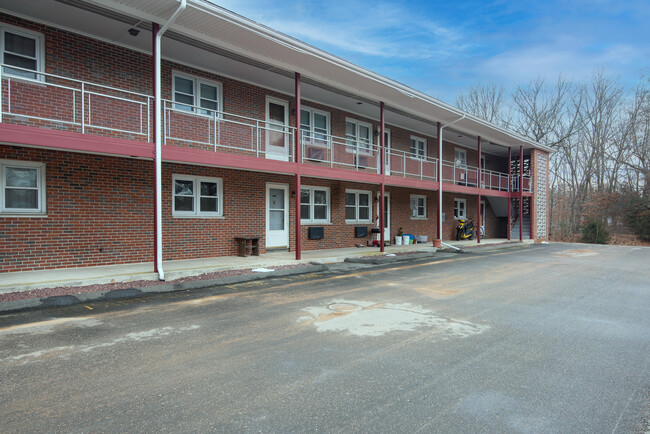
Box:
[234, 236, 260, 257]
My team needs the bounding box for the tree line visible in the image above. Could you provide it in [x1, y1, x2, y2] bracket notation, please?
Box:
[455, 73, 649, 242]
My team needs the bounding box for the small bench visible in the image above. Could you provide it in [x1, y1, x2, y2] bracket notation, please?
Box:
[234, 236, 260, 257]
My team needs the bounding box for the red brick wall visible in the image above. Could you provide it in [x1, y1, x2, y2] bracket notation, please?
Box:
[0, 146, 154, 272]
[386, 187, 437, 244]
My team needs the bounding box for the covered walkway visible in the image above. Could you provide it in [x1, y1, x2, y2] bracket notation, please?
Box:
[0, 239, 531, 294]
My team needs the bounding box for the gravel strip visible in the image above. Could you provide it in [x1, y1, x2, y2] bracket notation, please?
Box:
[0, 263, 313, 303]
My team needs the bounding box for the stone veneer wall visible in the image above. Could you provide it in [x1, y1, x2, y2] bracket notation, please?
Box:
[534, 151, 549, 239]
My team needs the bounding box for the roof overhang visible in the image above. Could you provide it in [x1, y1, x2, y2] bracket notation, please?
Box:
[0, 0, 552, 155]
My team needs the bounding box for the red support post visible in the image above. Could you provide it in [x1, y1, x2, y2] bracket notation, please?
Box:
[530, 195, 534, 240]
[436, 121, 442, 241]
[477, 136, 481, 243]
[508, 146, 512, 241]
[529, 151, 534, 240]
[295, 72, 302, 260]
[379, 101, 385, 252]
[519, 146, 524, 242]
[152, 22, 160, 272]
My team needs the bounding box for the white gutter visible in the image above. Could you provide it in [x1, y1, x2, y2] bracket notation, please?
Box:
[438, 115, 466, 242]
[441, 241, 462, 251]
[155, 0, 186, 280]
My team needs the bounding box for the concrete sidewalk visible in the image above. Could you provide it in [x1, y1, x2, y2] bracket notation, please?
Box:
[0, 238, 532, 314]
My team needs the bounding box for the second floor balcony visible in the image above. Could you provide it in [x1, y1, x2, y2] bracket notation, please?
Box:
[0, 65, 531, 193]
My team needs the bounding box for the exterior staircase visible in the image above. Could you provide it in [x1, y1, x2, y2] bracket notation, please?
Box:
[511, 214, 531, 239]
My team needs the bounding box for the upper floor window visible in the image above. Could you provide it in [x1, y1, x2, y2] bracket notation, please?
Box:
[345, 189, 371, 222]
[300, 107, 330, 147]
[1, 26, 44, 80]
[454, 148, 467, 167]
[410, 136, 426, 159]
[172, 72, 222, 116]
[345, 119, 372, 155]
[1, 160, 46, 214]
[300, 186, 330, 223]
[172, 174, 223, 217]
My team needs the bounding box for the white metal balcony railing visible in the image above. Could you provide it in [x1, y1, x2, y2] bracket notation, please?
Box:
[163, 100, 295, 161]
[385, 148, 438, 181]
[0, 65, 529, 191]
[300, 130, 379, 172]
[511, 175, 533, 193]
[0, 64, 152, 141]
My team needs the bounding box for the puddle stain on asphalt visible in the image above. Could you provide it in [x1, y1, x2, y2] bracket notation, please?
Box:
[0, 316, 102, 336]
[1, 325, 201, 364]
[556, 249, 599, 257]
[297, 299, 489, 338]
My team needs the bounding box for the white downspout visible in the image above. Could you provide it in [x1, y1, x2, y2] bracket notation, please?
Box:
[438, 114, 465, 242]
[155, 0, 186, 280]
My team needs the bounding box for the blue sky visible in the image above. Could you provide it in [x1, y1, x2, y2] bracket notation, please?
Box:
[214, 0, 649, 104]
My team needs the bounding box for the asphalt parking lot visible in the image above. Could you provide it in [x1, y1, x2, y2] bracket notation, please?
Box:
[1, 243, 648, 433]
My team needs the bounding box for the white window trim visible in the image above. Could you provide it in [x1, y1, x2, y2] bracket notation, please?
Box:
[345, 118, 373, 156]
[410, 136, 427, 160]
[345, 189, 372, 223]
[454, 198, 467, 220]
[454, 148, 467, 167]
[300, 185, 330, 224]
[172, 71, 223, 117]
[300, 106, 331, 148]
[0, 159, 46, 215]
[172, 174, 223, 218]
[0, 24, 46, 82]
[410, 194, 427, 219]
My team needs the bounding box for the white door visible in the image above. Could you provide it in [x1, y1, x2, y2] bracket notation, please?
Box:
[376, 192, 390, 241]
[266, 183, 289, 248]
[266, 98, 289, 161]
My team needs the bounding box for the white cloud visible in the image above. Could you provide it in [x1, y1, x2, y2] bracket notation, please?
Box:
[213, 0, 469, 60]
[477, 44, 644, 83]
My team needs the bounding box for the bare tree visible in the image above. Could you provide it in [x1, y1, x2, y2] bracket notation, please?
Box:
[454, 73, 649, 240]
[619, 81, 650, 197]
[455, 82, 511, 127]
[511, 76, 582, 147]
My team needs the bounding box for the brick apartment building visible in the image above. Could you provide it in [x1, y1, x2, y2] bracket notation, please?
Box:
[0, 0, 550, 277]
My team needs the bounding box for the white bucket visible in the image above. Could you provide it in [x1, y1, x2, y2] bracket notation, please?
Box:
[395, 236, 403, 245]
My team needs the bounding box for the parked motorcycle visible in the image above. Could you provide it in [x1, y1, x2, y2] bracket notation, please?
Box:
[456, 218, 476, 240]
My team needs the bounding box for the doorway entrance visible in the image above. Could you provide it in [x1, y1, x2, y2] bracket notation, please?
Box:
[266, 183, 289, 249]
[376, 192, 391, 242]
[265, 97, 290, 161]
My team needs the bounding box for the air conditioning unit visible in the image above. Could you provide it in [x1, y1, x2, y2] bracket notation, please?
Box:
[357, 156, 368, 167]
[308, 226, 324, 239]
[307, 146, 324, 160]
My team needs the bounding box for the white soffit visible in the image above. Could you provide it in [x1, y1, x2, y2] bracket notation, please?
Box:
[33, 0, 550, 151]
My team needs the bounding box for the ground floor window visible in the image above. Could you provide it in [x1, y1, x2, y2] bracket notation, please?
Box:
[454, 198, 466, 219]
[345, 189, 371, 222]
[173, 175, 223, 217]
[410, 194, 427, 219]
[1, 160, 46, 214]
[301, 186, 330, 223]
